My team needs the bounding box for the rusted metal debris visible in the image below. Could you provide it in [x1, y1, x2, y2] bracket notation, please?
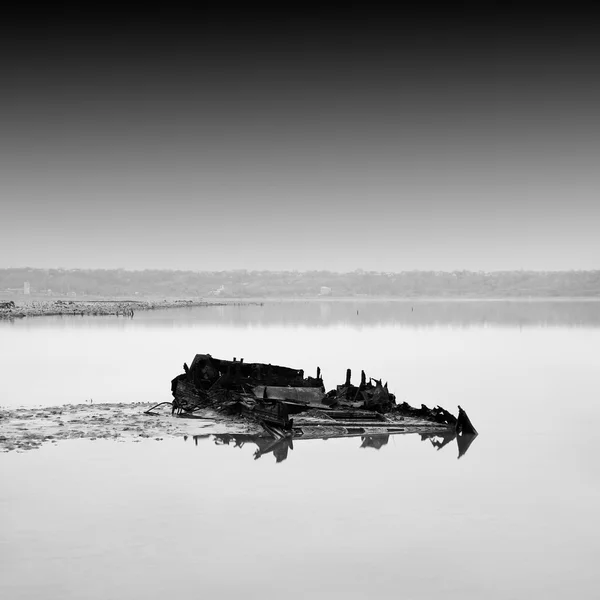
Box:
[169, 354, 478, 454]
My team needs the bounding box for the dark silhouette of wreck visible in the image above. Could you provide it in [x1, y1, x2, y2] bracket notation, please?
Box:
[167, 353, 478, 458]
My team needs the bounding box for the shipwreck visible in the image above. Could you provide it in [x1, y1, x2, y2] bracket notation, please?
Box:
[163, 354, 478, 458]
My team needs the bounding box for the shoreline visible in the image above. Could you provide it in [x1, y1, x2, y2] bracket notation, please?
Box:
[2, 295, 599, 320]
[0, 298, 262, 320]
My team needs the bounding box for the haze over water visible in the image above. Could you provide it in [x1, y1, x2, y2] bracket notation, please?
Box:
[1, 301, 599, 599]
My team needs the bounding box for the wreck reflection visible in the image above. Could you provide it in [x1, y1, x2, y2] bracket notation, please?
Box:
[214, 433, 294, 463]
[187, 430, 477, 463]
[359, 434, 390, 449]
[421, 431, 479, 459]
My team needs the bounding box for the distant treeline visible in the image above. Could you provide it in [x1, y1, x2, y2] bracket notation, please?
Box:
[1, 268, 600, 298]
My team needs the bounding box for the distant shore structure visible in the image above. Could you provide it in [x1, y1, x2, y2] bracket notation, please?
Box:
[319, 286, 332, 296]
[208, 285, 225, 296]
[23, 281, 30, 295]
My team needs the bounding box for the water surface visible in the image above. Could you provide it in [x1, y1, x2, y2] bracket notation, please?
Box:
[1, 301, 599, 599]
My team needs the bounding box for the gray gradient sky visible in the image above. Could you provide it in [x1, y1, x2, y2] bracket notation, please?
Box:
[1, 6, 599, 271]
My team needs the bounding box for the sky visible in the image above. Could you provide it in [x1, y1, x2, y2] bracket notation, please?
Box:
[1, 4, 600, 272]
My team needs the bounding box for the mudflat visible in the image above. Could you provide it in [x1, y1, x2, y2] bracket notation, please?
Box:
[0, 403, 261, 452]
[0, 298, 255, 319]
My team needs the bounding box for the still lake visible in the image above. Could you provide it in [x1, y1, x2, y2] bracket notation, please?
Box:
[1, 300, 599, 599]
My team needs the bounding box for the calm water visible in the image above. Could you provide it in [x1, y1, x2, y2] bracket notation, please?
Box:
[1, 301, 600, 599]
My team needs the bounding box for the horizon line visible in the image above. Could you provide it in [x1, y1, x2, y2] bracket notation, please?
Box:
[2, 267, 600, 275]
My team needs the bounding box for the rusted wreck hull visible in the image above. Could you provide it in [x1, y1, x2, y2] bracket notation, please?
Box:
[171, 353, 478, 438]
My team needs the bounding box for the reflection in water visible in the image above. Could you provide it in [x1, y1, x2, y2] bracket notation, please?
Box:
[360, 434, 390, 449]
[421, 431, 478, 459]
[421, 431, 456, 451]
[187, 430, 477, 463]
[131, 300, 600, 329]
[12, 300, 599, 331]
[215, 433, 294, 463]
[456, 433, 478, 459]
